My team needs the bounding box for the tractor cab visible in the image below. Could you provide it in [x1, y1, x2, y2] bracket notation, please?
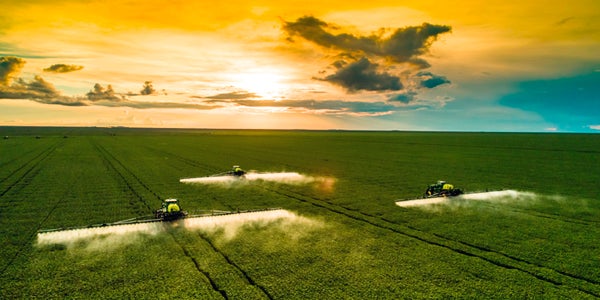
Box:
[424, 180, 463, 198]
[155, 198, 187, 221]
[231, 165, 246, 176]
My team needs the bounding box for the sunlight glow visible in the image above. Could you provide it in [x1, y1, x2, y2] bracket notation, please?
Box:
[230, 70, 289, 100]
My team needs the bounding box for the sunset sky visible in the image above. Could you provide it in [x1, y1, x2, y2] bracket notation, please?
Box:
[1, 0, 598, 132]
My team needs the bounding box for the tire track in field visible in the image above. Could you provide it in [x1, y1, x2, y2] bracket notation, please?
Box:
[0, 140, 61, 197]
[0, 140, 63, 220]
[0, 140, 64, 276]
[139, 146, 244, 212]
[479, 202, 599, 226]
[93, 142, 154, 213]
[266, 187, 600, 297]
[92, 141, 228, 297]
[0, 143, 44, 171]
[93, 141, 271, 299]
[175, 235, 229, 299]
[142, 145, 216, 173]
[197, 231, 274, 300]
[1, 177, 74, 276]
[147, 146, 600, 296]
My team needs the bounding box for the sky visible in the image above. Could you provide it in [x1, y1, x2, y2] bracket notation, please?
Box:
[1, 0, 599, 132]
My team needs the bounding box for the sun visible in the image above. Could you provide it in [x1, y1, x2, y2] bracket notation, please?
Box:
[231, 69, 288, 100]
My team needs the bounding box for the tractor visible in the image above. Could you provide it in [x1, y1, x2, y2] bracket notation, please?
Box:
[154, 198, 188, 221]
[229, 165, 246, 176]
[424, 180, 463, 198]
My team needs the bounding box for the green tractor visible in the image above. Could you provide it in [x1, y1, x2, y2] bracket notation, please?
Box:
[424, 181, 463, 198]
[229, 165, 246, 176]
[154, 198, 188, 221]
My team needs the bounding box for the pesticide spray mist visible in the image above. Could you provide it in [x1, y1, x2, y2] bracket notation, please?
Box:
[395, 190, 537, 208]
[180, 172, 335, 187]
[183, 209, 321, 241]
[36, 209, 320, 251]
[36, 222, 165, 251]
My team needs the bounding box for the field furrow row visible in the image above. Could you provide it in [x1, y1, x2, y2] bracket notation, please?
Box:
[0, 140, 62, 198]
[92, 141, 156, 214]
[3, 129, 599, 298]
[0, 141, 50, 179]
[196, 231, 274, 299]
[91, 141, 230, 298]
[0, 140, 65, 271]
[477, 201, 599, 226]
[150, 137, 600, 296]
[267, 186, 600, 297]
[93, 138, 272, 299]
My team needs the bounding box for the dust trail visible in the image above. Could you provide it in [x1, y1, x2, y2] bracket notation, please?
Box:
[180, 172, 335, 187]
[395, 190, 535, 207]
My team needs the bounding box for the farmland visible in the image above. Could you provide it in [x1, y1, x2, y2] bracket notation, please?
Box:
[1, 127, 599, 299]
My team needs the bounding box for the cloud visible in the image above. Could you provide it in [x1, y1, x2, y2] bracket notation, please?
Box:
[1, 56, 81, 105]
[0, 57, 220, 110]
[43, 64, 84, 73]
[140, 81, 156, 95]
[589, 125, 600, 131]
[0, 56, 26, 85]
[283, 16, 451, 66]
[203, 92, 260, 100]
[382, 23, 452, 64]
[282, 16, 452, 95]
[0, 74, 81, 106]
[321, 57, 402, 92]
[87, 83, 121, 101]
[92, 99, 218, 110]
[205, 98, 397, 116]
[388, 91, 418, 104]
[415, 71, 451, 88]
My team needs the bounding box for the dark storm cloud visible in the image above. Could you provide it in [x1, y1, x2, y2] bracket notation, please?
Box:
[282, 16, 452, 95]
[322, 57, 402, 92]
[283, 16, 451, 65]
[381, 23, 452, 63]
[43, 64, 84, 73]
[388, 91, 418, 104]
[416, 71, 451, 88]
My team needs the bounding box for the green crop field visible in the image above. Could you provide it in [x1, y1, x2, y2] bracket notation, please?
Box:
[1, 127, 599, 299]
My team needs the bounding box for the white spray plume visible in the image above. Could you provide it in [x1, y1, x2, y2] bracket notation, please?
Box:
[36, 222, 164, 251]
[180, 172, 336, 188]
[36, 209, 321, 251]
[184, 209, 322, 241]
[395, 190, 536, 208]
